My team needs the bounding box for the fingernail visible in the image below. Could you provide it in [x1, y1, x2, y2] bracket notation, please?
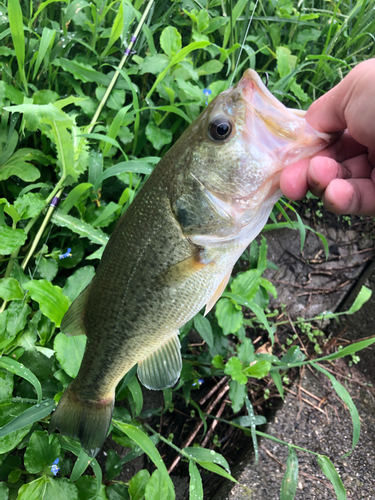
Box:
[308, 173, 319, 187]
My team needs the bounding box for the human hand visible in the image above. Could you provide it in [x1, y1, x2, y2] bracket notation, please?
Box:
[280, 59, 375, 215]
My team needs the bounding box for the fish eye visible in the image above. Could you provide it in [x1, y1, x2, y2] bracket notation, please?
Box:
[208, 117, 233, 141]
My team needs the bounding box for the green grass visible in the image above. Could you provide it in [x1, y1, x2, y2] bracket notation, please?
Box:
[0, 0, 374, 499]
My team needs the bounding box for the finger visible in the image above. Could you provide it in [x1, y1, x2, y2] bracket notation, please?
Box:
[323, 178, 375, 216]
[315, 130, 367, 163]
[279, 159, 310, 200]
[308, 154, 373, 197]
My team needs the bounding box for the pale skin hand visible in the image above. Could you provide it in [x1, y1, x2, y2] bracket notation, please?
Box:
[280, 59, 375, 215]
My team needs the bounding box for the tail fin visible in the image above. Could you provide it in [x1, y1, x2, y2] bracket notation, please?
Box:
[49, 383, 114, 457]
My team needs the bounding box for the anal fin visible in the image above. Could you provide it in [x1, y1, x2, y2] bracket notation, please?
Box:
[137, 332, 182, 390]
[204, 270, 232, 316]
[60, 284, 91, 336]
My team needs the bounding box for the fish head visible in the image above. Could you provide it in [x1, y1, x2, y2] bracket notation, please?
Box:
[171, 69, 334, 244]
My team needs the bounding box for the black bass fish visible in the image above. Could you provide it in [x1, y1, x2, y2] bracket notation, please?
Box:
[49, 70, 332, 456]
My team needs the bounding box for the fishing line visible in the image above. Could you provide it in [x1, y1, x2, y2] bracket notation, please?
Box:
[229, 0, 260, 88]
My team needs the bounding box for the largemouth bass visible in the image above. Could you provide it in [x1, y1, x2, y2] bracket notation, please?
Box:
[49, 70, 332, 457]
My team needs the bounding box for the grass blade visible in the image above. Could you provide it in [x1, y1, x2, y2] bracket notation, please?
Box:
[0, 400, 55, 438]
[313, 363, 360, 455]
[33, 27, 56, 79]
[188, 460, 203, 500]
[0, 357, 42, 403]
[317, 455, 346, 500]
[112, 422, 175, 499]
[70, 448, 94, 482]
[8, 0, 27, 90]
[245, 396, 259, 464]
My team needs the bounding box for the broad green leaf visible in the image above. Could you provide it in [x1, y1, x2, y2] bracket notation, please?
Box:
[105, 450, 121, 482]
[0, 482, 9, 500]
[0, 226, 27, 255]
[183, 448, 230, 473]
[54, 332, 86, 379]
[145, 469, 173, 500]
[224, 357, 247, 384]
[316, 455, 346, 500]
[37, 257, 58, 282]
[280, 448, 298, 500]
[215, 298, 243, 335]
[0, 278, 23, 301]
[107, 483, 129, 500]
[347, 285, 372, 314]
[231, 270, 261, 301]
[0, 403, 33, 453]
[63, 266, 95, 302]
[160, 27, 182, 57]
[238, 338, 255, 364]
[76, 475, 108, 500]
[45, 476, 80, 500]
[0, 358, 42, 402]
[212, 355, 224, 369]
[14, 192, 46, 220]
[23, 280, 69, 327]
[129, 470, 150, 500]
[188, 460, 203, 500]
[313, 363, 359, 454]
[197, 60, 223, 76]
[0, 399, 55, 438]
[51, 209, 110, 246]
[146, 123, 173, 150]
[196, 9, 209, 32]
[112, 423, 174, 498]
[24, 430, 61, 474]
[0, 160, 41, 182]
[228, 380, 246, 413]
[244, 360, 271, 379]
[194, 313, 214, 348]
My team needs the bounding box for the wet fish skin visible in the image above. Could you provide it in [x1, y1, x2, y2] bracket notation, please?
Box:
[49, 70, 333, 456]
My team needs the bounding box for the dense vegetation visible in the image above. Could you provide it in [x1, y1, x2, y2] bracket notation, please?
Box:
[0, 0, 375, 499]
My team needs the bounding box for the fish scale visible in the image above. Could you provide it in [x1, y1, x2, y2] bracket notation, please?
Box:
[49, 69, 334, 457]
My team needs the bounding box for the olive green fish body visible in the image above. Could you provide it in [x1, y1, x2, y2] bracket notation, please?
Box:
[49, 70, 333, 456]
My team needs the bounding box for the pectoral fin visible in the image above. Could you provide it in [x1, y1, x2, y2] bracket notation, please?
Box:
[60, 284, 91, 336]
[157, 250, 213, 287]
[137, 332, 182, 390]
[204, 270, 232, 316]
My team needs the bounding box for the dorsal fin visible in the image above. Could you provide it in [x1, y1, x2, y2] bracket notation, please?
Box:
[137, 332, 182, 390]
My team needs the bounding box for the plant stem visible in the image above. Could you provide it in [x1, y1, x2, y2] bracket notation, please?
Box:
[87, 0, 155, 135]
